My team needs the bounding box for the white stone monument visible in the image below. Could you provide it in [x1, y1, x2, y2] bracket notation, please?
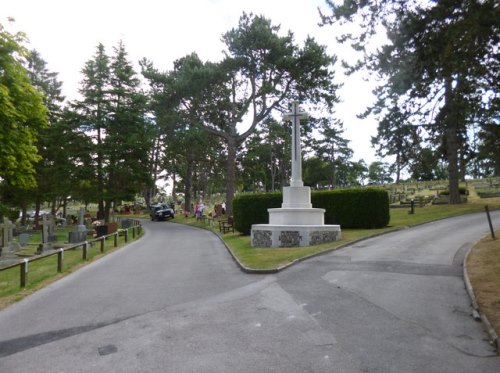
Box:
[251, 101, 341, 247]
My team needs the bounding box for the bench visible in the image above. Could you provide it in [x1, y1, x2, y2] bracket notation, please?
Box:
[219, 216, 234, 234]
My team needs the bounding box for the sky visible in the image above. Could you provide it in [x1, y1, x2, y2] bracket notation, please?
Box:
[3, 0, 380, 165]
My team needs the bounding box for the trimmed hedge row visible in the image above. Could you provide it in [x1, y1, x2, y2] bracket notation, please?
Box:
[233, 192, 282, 235]
[233, 188, 390, 235]
[312, 188, 390, 229]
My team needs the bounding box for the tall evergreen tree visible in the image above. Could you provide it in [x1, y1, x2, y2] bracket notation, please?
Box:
[322, 0, 500, 203]
[74, 43, 110, 218]
[104, 41, 153, 220]
[313, 117, 353, 189]
[25, 50, 70, 220]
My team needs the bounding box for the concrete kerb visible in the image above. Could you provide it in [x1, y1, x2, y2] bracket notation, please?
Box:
[463, 242, 500, 354]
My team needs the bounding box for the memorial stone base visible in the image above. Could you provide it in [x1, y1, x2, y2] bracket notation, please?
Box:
[251, 186, 341, 248]
[251, 224, 341, 247]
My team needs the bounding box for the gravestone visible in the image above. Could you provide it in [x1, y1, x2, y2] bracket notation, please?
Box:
[19, 233, 30, 247]
[40, 215, 57, 251]
[69, 208, 88, 244]
[77, 207, 87, 233]
[121, 219, 132, 229]
[0, 218, 21, 263]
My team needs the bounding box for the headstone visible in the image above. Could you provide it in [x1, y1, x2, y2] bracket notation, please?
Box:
[40, 215, 55, 251]
[0, 218, 21, 262]
[121, 219, 132, 229]
[19, 233, 30, 247]
[77, 207, 86, 233]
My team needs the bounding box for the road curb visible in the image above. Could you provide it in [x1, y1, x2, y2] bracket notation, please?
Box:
[463, 242, 500, 355]
[216, 226, 407, 274]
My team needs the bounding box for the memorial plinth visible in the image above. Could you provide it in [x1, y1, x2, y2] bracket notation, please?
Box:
[251, 102, 341, 248]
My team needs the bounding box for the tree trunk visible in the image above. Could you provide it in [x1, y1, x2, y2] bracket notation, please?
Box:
[171, 171, 177, 204]
[97, 126, 105, 219]
[395, 152, 401, 184]
[104, 200, 111, 222]
[226, 136, 237, 216]
[185, 152, 194, 215]
[444, 78, 461, 204]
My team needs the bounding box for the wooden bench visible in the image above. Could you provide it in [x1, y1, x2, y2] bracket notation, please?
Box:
[219, 216, 234, 234]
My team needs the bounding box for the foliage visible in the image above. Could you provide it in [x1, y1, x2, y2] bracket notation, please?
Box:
[240, 117, 291, 192]
[321, 0, 500, 203]
[73, 42, 154, 220]
[367, 161, 393, 184]
[0, 23, 47, 189]
[312, 117, 353, 188]
[312, 188, 390, 228]
[233, 192, 282, 235]
[145, 13, 341, 215]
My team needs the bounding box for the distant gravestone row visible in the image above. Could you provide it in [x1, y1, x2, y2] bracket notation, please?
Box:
[1, 207, 137, 267]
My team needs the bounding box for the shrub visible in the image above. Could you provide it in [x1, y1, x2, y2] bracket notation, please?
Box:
[312, 188, 390, 228]
[233, 192, 281, 235]
[233, 188, 390, 235]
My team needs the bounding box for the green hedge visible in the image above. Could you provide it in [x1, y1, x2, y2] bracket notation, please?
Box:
[233, 188, 390, 235]
[233, 192, 282, 235]
[312, 188, 390, 229]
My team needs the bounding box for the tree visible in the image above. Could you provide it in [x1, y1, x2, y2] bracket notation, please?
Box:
[103, 41, 153, 220]
[476, 121, 500, 176]
[369, 100, 421, 183]
[0, 23, 47, 190]
[148, 13, 340, 214]
[240, 117, 291, 192]
[25, 49, 70, 221]
[313, 117, 353, 188]
[303, 157, 329, 188]
[410, 148, 440, 181]
[73, 43, 110, 219]
[74, 42, 153, 221]
[322, 0, 500, 203]
[368, 161, 393, 184]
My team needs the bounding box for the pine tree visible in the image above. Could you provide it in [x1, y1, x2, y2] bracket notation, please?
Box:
[322, 0, 500, 203]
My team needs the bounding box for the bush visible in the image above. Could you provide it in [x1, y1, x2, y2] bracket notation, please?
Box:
[233, 188, 390, 235]
[233, 192, 282, 235]
[312, 188, 390, 229]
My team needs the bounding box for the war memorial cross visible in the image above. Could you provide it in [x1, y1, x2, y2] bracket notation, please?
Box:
[283, 101, 308, 187]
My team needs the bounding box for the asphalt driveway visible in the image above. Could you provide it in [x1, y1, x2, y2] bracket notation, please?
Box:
[0, 211, 499, 372]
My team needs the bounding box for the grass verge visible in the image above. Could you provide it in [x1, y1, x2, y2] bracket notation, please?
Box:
[467, 230, 500, 341]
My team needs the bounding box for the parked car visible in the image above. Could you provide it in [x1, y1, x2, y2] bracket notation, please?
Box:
[149, 203, 175, 221]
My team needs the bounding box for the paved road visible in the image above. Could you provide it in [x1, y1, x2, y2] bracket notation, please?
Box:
[0, 212, 499, 372]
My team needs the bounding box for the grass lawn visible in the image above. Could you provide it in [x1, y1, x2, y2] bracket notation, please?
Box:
[467, 229, 500, 342]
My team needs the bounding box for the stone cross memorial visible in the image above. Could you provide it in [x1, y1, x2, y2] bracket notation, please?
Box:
[0, 218, 20, 262]
[251, 101, 341, 247]
[283, 101, 308, 188]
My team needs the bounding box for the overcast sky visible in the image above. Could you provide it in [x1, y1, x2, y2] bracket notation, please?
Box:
[4, 0, 380, 164]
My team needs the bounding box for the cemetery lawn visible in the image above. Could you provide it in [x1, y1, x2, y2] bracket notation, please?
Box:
[179, 196, 500, 270]
[466, 229, 500, 340]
